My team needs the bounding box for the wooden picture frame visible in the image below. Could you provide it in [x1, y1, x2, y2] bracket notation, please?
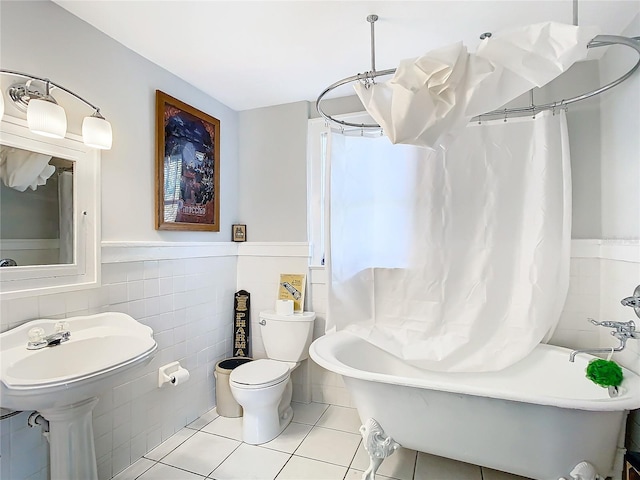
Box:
[155, 90, 220, 231]
[232, 224, 247, 242]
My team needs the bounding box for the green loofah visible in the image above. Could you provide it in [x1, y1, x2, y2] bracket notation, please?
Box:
[586, 358, 623, 388]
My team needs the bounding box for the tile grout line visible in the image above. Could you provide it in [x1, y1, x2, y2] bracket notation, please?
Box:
[270, 403, 332, 478]
[271, 452, 294, 480]
[292, 452, 358, 470]
[343, 437, 363, 480]
[153, 430, 242, 479]
[204, 406, 323, 480]
[131, 459, 157, 480]
[153, 461, 208, 479]
[204, 439, 243, 478]
[142, 429, 197, 463]
[132, 402, 366, 480]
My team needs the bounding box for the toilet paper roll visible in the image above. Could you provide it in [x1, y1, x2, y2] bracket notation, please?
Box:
[170, 367, 190, 385]
[276, 299, 294, 315]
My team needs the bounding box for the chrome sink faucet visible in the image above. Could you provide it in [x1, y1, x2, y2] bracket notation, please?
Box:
[27, 322, 71, 350]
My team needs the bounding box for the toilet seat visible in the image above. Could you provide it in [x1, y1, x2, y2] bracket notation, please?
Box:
[230, 359, 290, 389]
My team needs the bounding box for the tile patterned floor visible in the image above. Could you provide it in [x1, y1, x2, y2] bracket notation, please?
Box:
[113, 402, 531, 480]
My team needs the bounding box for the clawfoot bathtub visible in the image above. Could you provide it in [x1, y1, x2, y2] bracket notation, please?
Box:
[309, 331, 640, 480]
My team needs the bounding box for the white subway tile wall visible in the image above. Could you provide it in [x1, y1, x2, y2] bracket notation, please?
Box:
[236, 253, 312, 402]
[600, 259, 640, 453]
[0, 255, 237, 480]
[0, 247, 638, 479]
[305, 258, 640, 430]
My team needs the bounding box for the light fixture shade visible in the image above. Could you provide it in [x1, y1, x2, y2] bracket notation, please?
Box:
[82, 115, 113, 150]
[27, 98, 67, 138]
[0, 91, 4, 121]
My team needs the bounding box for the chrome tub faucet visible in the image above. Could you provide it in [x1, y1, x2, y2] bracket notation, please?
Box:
[569, 319, 638, 362]
[569, 284, 640, 362]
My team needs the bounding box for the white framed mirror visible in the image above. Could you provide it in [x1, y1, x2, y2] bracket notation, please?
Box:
[0, 115, 100, 298]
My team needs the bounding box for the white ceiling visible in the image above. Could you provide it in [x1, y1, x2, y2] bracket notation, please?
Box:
[54, 1, 640, 112]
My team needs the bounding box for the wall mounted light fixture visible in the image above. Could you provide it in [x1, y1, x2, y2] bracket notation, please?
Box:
[0, 70, 112, 150]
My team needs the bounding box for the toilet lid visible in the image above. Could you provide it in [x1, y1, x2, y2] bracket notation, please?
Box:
[230, 359, 290, 389]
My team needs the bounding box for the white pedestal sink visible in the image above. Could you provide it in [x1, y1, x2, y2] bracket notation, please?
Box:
[0, 312, 157, 480]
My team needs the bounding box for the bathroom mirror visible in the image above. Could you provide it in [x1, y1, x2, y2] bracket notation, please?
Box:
[0, 149, 74, 267]
[0, 115, 100, 298]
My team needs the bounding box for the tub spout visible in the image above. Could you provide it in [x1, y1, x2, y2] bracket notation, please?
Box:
[569, 343, 625, 362]
[568, 319, 638, 362]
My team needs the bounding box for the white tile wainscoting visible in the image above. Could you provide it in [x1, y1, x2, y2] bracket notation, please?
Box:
[0, 239, 638, 479]
[1, 243, 240, 480]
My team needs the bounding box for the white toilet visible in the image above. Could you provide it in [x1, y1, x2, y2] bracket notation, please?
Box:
[229, 310, 315, 445]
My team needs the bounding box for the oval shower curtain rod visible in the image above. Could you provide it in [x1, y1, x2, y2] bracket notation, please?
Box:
[315, 15, 640, 129]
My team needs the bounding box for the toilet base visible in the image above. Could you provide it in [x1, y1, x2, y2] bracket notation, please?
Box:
[240, 380, 293, 445]
[242, 403, 293, 445]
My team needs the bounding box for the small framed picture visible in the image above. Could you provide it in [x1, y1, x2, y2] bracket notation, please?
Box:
[278, 273, 306, 312]
[232, 224, 247, 242]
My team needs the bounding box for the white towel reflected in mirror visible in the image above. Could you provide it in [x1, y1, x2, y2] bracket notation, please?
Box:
[0, 145, 54, 192]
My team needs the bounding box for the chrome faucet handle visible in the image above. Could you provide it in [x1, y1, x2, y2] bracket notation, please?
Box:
[28, 327, 45, 343]
[27, 327, 47, 349]
[589, 318, 635, 329]
[622, 295, 640, 308]
[589, 319, 638, 340]
[620, 320, 638, 338]
[621, 285, 640, 319]
[55, 321, 70, 333]
[588, 318, 636, 328]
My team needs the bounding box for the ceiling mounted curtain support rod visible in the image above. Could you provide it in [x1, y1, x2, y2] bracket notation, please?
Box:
[368, 14, 377, 73]
[473, 34, 640, 122]
[0, 69, 112, 150]
[316, 16, 640, 129]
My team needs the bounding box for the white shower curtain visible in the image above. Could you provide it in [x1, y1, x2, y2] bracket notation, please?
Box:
[326, 111, 571, 372]
[355, 22, 596, 149]
[58, 171, 74, 264]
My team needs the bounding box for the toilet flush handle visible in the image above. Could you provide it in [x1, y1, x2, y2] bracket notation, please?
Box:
[259, 319, 266, 326]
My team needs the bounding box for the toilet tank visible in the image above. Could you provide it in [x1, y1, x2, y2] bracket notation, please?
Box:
[259, 311, 316, 362]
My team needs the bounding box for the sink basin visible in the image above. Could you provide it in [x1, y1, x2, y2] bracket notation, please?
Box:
[0, 312, 157, 411]
[0, 312, 157, 479]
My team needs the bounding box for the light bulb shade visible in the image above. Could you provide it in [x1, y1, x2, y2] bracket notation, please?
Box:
[27, 98, 67, 138]
[82, 115, 113, 149]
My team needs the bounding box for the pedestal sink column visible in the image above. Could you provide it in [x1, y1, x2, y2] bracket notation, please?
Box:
[39, 397, 99, 480]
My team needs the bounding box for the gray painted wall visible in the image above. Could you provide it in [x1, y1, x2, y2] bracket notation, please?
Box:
[532, 61, 602, 239]
[237, 101, 309, 241]
[600, 13, 640, 239]
[0, 177, 60, 239]
[0, 0, 240, 242]
[5, 1, 608, 245]
[252, 60, 605, 240]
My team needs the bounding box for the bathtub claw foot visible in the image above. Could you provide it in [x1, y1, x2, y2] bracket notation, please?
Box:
[567, 461, 604, 480]
[359, 418, 400, 480]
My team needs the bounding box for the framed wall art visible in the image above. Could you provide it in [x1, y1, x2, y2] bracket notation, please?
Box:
[277, 273, 306, 312]
[155, 90, 220, 231]
[232, 224, 246, 242]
